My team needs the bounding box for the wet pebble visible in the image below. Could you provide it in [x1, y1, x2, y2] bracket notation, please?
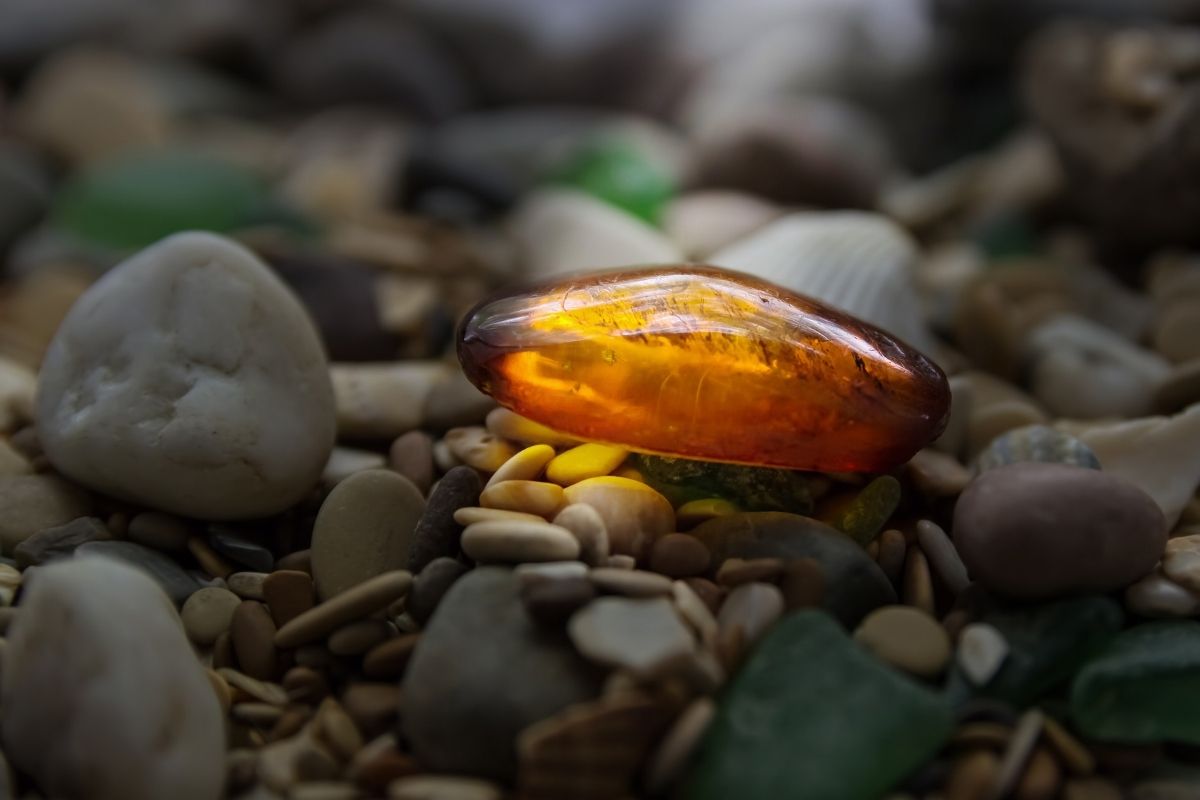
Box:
[854, 605, 952, 679]
[410, 466, 481, 573]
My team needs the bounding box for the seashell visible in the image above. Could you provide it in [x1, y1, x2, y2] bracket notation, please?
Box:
[516, 692, 677, 800]
[712, 211, 935, 354]
[974, 424, 1101, 474]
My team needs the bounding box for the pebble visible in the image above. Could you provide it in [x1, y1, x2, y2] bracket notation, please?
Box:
[663, 190, 781, 259]
[1162, 546, 1200, 593]
[461, 519, 580, 563]
[675, 497, 740, 529]
[484, 444, 554, 488]
[550, 503, 610, 566]
[514, 561, 589, 586]
[180, 586, 242, 646]
[311, 469, 425, 600]
[187, 536, 235, 579]
[275, 570, 413, 649]
[1125, 572, 1200, 617]
[916, 520, 971, 596]
[363, 634, 420, 680]
[218, 668, 289, 706]
[402, 568, 600, 781]
[876, 529, 907, 590]
[544, 443, 629, 486]
[76, 539, 202, 604]
[903, 546, 936, 615]
[649, 533, 712, 578]
[717, 582, 785, 660]
[954, 463, 1167, 599]
[263, 570, 315, 628]
[1154, 298, 1200, 363]
[388, 775, 502, 800]
[36, 232, 336, 520]
[991, 710, 1045, 800]
[974, 425, 1101, 474]
[13, 515, 107, 567]
[946, 749, 1001, 800]
[1, 557, 223, 800]
[0, 474, 91, 554]
[453, 506, 543, 526]
[521, 576, 597, 625]
[328, 618, 391, 656]
[226, 571, 268, 600]
[561, 476, 674, 559]
[715, 556, 785, 587]
[126, 511, 190, 552]
[389, 431, 436, 495]
[855, 605, 952, 679]
[444, 427, 517, 473]
[780, 558, 826, 611]
[903, 449, 973, 498]
[644, 696, 717, 795]
[0, 439, 31, 477]
[479, 479, 564, 519]
[207, 526, 274, 573]
[567, 596, 695, 678]
[330, 361, 444, 440]
[341, 682, 402, 739]
[321, 446, 390, 487]
[957, 623, 1010, 687]
[1154, 359, 1200, 413]
[674, 579, 719, 647]
[231, 600, 278, 681]
[485, 407, 580, 448]
[407, 557, 470, 626]
[410, 466, 481, 573]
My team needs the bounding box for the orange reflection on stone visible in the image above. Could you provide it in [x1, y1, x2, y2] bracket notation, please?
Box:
[457, 266, 949, 473]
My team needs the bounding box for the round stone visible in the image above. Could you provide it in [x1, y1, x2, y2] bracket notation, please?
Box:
[180, 586, 242, 646]
[561, 477, 674, 559]
[649, 534, 712, 578]
[35, 232, 336, 520]
[567, 596, 695, 678]
[461, 520, 580, 564]
[311, 470, 426, 600]
[854, 605, 951, 679]
[953, 463, 1168, 599]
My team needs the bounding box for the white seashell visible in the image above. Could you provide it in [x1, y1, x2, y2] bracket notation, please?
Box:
[711, 211, 934, 352]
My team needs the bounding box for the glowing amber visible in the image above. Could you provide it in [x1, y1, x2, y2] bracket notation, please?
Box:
[457, 266, 949, 473]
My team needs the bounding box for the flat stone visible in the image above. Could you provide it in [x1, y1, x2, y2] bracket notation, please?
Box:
[717, 582, 785, 656]
[207, 526, 274, 573]
[854, 605, 952, 679]
[1, 557, 224, 800]
[649, 533, 712, 578]
[36, 232, 336, 520]
[480, 480, 564, 519]
[276, 570, 412, 649]
[181, 586, 242, 646]
[75, 540, 202, 604]
[551, 503, 610, 566]
[521, 577, 597, 626]
[263, 570, 315, 628]
[231, 600, 278, 681]
[312, 469, 425, 600]
[561, 477, 674, 559]
[589, 568, 674, 597]
[402, 568, 602, 781]
[13, 515, 108, 568]
[322, 446, 388, 488]
[409, 466, 480, 573]
[0, 474, 91, 554]
[227, 571, 268, 600]
[462, 520, 580, 563]
[485, 444, 556, 489]
[568, 596, 694, 677]
[390, 431, 435, 495]
[453, 506, 544, 526]
[407, 557, 470, 626]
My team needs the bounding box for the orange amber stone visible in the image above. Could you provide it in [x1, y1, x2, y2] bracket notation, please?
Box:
[457, 266, 950, 473]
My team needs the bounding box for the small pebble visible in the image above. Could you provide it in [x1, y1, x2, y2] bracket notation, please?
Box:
[485, 444, 555, 488]
[945, 749, 1001, 800]
[876, 529, 907, 590]
[916, 519, 971, 595]
[1124, 572, 1200, 617]
[479, 479, 564, 518]
[0, 474, 92, 554]
[644, 697, 717, 795]
[207, 526, 275, 573]
[521, 576, 597, 625]
[389, 431, 435, 495]
[407, 557, 470, 626]
[363, 634, 420, 680]
[275, 571, 413, 649]
[314, 697, 365, 761]
[561, 476, 674, 559]
[187, 536, 235, 579]
[13, 515, 108, 568]
[589, 567, 674, 597]
[854, 605, 951, 679]
[903, 545, 936, 614]
[649, 533, 712, 578]
[716, 557, 785, 586]
[444, 426, 517, 472]
[461, 519, 580, 563]
[1015, 747, 1061, 800]
[544, 443, 629, 486]
[551, 503, 610, 566]
[485, 407, 579, 447]
[227, 571, 268, 600]
[567, 596, 695, 678]
[673, 579, 719, 647]
[779, 557, 826, 611]
[181, 586, 242, 646]
[263, 570, 316, 628]
[341, 682, 402, 739]
[328, 618, 392, 656]
[990, 710, 1045, 800]
[231, 600, 279, 680]
[717, 582, 785, 657]
[514, 561, 589, 586]
[957, 623, 1010, 686]
[453, 506, 544, 526]
[388, 775, 502, 800]
[607, 554, 637, 570]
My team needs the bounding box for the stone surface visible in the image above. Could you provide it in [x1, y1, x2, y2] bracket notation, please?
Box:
[479, 479, 564, 519]
[975, 424, 1101, 473]
[459, 266, 949, 472]
[13, 515, 107, 568]
[568, 596, 694, 677]
[36, 232, 336, 520]
[312, 470, 425, 600]
[276, 571, 412, 649]
[75, 540, 202, 604]
[461, 520, 580, 563]
[408, 557, 470, 626]
[560, 477, 674, 559]
[649, 533, 712, 578]
[402, 568, 602, 781]
[551, 503, 610, 566]
[689, 512, 895, 627]
[486, 444, 556, 488]
[544, 443, 629, 487]
[0, 474, 91, 554]
[1, 557, 224, 800]
[180, 586, 242, 646]
[410, 466, 481, 573]
[953, 463, 1167, 599]
[854, 605, 951, 679]
[206, 526, 274, 573]
[685, 611, 953, 800]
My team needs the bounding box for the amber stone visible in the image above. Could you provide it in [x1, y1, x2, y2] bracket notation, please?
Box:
[457, 266, 949, 473]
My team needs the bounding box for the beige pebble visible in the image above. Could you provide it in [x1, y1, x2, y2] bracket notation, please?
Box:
[1124, 572, 1200, 617]
[322, 446, 388, 488]
[127, 511, 191, 552]
[916, 519, 970, 595]
[1161, 547, 1200, 592]
[717, 582, 784, 657]
[854, 605, 951, 679]
[290, 782, 361, 800]
[590, 567, 674, 597]
[715, 557, 784, 587]
[452, 506, 544, 526]
[479, 480, 564, 518]
[644, 697, 716, 795]
[567, 596, 696, 678]
[231, 600, 278, 681]
[876, 529, 907, 589]
[561, 476, 674, 559]
[314, 697, 365, 761]
[551, 502, 610, 566]
[432, 439, 461, 472]
[606, 554, 637, 570]
[331, 362, 444, 440]
[217, 668, 289, 706]
[649, 533, 712, 578]
[544, 443, 629, 486]
[444, 427, 518, 473]
[341, 682, 402, 739]
[514, 561, 589, 586]
[187, 536, 235, 579]
[990, 710, 1045, 800]
[485, 444, 555, 488]
[903, 545, 936, 614]
[0, 564, 22, 606]
[953, 721, 1016, 750]
[461, 520, 580, 563]
[905, 449, 972, 498]
[958, 623, 1009, 687]
[275, 571, 412, 649]
[0, 474, 92, 554]
[388, 774, 502, 800]
[673, 579, 718, 647]
[227, 571, 268, 600]
[968, 400, 1047, 460]
[328, 618, 392, 656]
[181, 587, 242, 646]
[485, 407, 579, 447]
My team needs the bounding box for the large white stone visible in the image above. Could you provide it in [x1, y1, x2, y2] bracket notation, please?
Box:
[37, 231, 336, 519]
[1, 556, 224, 800]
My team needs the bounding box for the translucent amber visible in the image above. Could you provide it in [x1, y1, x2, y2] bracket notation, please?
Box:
[457, 267, 950, 473]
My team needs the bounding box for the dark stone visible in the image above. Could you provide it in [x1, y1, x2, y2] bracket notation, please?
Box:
[14, 516, 108, 568]
[75, 540, 202, 604]
[635, 454, 814, 514]
[408, 466, 481, 573]
[521, 577, 597, 626]
[208, 525, 274, 573]
[408, 557, 470, 626]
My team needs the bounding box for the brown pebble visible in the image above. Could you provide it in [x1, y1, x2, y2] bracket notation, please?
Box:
[389, 430, 435, 495]
[952, 722, 1013, 751]
[275, 570, 412, 648]
[1042, 715, 1095, 776]
[521, 576, 597, 625]
[877, 528, 907, 589]
[213, 630, 236, 670]
[295, 644, 336, 670]
[187, 535, 235, 579]
[231, 600, 279, 680]
[127, 511, 190, 551]
[105, 511, 129, 538]
[715, 557, 784, 586]
[314, 697, 365, 761]
[217, 668, 289, 706]
[1063, 777, 1123, 800]
[341, 682, 401, 739]
[1015, 747, 1061, 800]
[349, 736, 420, 794]
[283, 666, 330, 705]
[328, 618, 392, 656]
[946, 749, 1001, 800]
[363, 633, 420, 679]
[903, 544, 936, 614]
[589, 567, 674, 597]
[277, 548, 313, 574]
[682, 577, 724, 614]
[232, 702, 285, 727]
[780, 557, 825, 611]
[648, 533, 712, 578]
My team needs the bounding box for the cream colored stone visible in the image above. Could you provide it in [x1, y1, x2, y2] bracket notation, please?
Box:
[444, 427, 518, 473]
[330, 361, 445, 439]
[561, 477, 674, 559]
[460, 520, 580, 563]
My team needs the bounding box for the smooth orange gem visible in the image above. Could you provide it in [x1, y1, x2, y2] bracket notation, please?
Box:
[457, 266, 950, 473]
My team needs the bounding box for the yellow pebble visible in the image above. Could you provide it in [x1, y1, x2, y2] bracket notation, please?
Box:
[480, 480, 565, 519]
[611, 465, 645, 483]
[485, 407, 580, 447]
[545, 443, 630, 486]
[676, 497, 740, 529]
[485, 444, 556, 489]
[443, 426, 517, 472]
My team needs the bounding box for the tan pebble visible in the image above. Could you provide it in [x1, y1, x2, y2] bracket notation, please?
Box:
[855, 605, 951, 679]
[388, 774, 502, 800]
[1042, 715, 1095, 776]
[328, 618, 392, 656]
[341, 682, 401, 738]
[1063, 777, 1123, 800]
[283, 665, 330, 704]
[330, 362, 443, 440]
[552, 503, 610, 565]
[561, 476, 674, 559]
[0, 439, 32, 477]
[715, 557, 784, 586]
[1166, 533, 1200, 553]
[1124, 572, 1200, 617]
[275, 571, 412, 649]
[349, 734, 420, 793]
[590, 567, 674, 597]
[485, 444, 556, 488]
[389, 430, 435, 495]
[1015, 747, 1061, 800]
[946, 749, 1001, 800]
[1161, 548, 1200, 592]
[277, 549, 313, 574]
[188, 536, 235, 579]
[683, 577, 724, 614]
[217, 668, 289, 706]
[127, 511, 190, 551]
[606, 554, 637, 569]
[479, 479, 564, 518]
[363, 633, 420, 680]
[231, 600, 279, 680]
[444, 426, 517, 472]
[916, 519, 970, 595]
[452, 506, 545, 526]
[207, 668, 232, 713]
[953, 722, 1013, 750]
[567, 596, 696, 678]
[675, 497, 739, 529]
[432, 439, 461, 472]
[906, 449, 973, 498]
[958, 623, 1009, 686]
[903, 545, 936, 614]
[717, 582, 784, 655]
[461, 520, 580, 563]
[323, 447, 388, 488]
[227, 571, 269, 600]
[314, 697, 365, 761]
[264, 570, 316, 628]
[213, 630, 235, 670]
[514, 560, 589, 586]
[990, 710, 1045, 800]
[544, 443, 629, 486]
[181, 586, 242, 646]
[644, 697, 716, 795]
[231, 701, 285, 726]
[780, 557, 825, 611]
[673, 579, 718, 648]
[485, 406, 579, 447]
[877, 528, 907, 589]
[290, 781, 361, 800]
[649, 533, 712, 578]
